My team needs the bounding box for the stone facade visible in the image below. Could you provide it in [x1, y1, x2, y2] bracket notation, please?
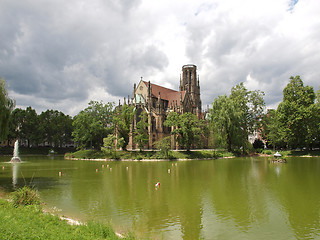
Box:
[127, 64, 202, 150]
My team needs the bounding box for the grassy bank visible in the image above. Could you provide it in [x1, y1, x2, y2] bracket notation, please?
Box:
[65, 148, 320, 161]
[259, 149, 320, 157]
[65, 149, 235, 160]
[0, 197, 134, 240]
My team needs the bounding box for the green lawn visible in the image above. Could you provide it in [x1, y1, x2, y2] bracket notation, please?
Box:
[0, 198, 134, 240]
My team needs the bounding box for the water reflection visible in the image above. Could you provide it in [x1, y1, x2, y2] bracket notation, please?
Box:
[12, 162, 19, 188]
[1, 156, 320, 239]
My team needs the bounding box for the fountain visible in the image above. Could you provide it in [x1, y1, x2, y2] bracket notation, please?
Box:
[11, 140, 21, 162]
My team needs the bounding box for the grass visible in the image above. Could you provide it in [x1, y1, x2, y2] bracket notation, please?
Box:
[260, 149, 320, 157]
[65, 149, 235, 160]
[11, 186, 41, 207]
[0, 196, 134, 240]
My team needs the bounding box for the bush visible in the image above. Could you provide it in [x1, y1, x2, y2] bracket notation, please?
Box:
[262, 149, 273, 155]
[11, 186, 41, 207]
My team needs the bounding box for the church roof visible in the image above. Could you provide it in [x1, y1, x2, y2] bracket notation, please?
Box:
[143, 81, 185, 106]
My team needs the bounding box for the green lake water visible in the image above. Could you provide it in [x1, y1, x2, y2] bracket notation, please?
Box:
[1, 156, 320, 240]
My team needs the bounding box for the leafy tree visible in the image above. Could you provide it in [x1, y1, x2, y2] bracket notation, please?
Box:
[39, 110, 73, 147]
[9, 106, 41, 147]
[7, 108, 25, 144]
[102, 134, 124, 158]
[72, 101, 114, 149]
[164, 112, 206, 151]
[153, 136, 171, 159]
[113, 104, 135, 150]
[210, 95, 242, 152]
[260, 109, 284, 149]
[133, 111, 149, 151]
[210, 83, 265, 152]
[277, 76, 318, 149]
[0, 78, 15, 141]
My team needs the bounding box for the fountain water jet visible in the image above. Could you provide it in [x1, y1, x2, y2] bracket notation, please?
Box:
[11, 140, 21, 162]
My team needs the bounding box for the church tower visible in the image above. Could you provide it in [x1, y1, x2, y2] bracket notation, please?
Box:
[179, 64, 201, 116]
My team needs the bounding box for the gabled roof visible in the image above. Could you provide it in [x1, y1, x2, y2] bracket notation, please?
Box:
[143, 81, 185, 106]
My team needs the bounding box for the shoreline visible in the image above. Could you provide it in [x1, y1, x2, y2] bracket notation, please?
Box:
[0, 191, 126, 239]
[64, 156, 236, 161]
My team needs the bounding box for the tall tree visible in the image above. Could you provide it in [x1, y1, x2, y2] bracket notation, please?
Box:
[72, 101, 114, 149]
[0, 78, 15, 141]
[113, 104, 135, 150]
[277, 76, 318, 149]
[210, 95, 242, 152]
[164, 112, 206, 151]
[22, 107, 40, 147]
[133, 111, 149, 151]
[210, 83, 265, 152]
[260, 109, 284, 149]
[39, 110, 73, 147]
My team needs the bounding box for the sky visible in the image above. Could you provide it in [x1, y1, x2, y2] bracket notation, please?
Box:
[1, 0, 319, 116]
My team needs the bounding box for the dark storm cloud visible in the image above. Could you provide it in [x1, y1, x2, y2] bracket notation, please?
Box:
[0, 0, 167, 114]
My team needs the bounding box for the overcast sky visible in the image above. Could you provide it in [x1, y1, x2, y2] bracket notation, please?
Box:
[1, 0, 319, 115]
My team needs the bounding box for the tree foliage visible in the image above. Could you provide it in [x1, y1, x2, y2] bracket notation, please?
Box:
[113, 104, 135, 150]
[210, 83, 265, 152]
[133, 111, 149, 151]
[276, 76, 319, 149]
[164, 112, 207, 151]
[0, 79, 15, 141]
[72, 101, 114, 149]
[153, 136, 172, 159]
[39, 110, 73, 147]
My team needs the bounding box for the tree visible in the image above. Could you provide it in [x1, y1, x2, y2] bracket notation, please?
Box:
[277, 76, 318, 149]
[113, 104, 135, 150]
[39, 110, 73, 147]
[18, 106, 41, 147]
[133, 111, 149, 151]
[210, 95, 242, 152]
[0, 78, 15, 141]
[210, 83, 265, 152]
[164, 112, 206, 151]
[72, 101, 114, 149]
[102, 134, 124, 159]
[153, 136, 171, 159]
[7, 108, 25, 144]
[260, 109, 284, 149]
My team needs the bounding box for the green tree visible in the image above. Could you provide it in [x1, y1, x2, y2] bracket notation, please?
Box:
[7, 108, 25, 144]
[210, 95, 242, 152]
[260, 109, 283, 149]
[133, 111, 149, 151]
[277, 76, 318, 149]
[113, 104, 135, 150]
[0, 79, 15, 141]
[153, 136, 171, 159]
[72, 101, 114, 149]
[210, 83, 265, 152]
[102, 134, 124, 159]
[20, 107, 40, 147]
[39, 110, 73, 147]
[164, 112, 206, 151]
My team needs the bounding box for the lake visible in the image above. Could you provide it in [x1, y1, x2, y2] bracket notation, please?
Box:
[1, 156, 320, 239]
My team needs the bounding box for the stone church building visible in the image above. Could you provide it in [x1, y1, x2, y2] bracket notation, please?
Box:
[127, 64, 202, 150]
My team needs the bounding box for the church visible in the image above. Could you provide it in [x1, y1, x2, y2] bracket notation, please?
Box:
[127, 64, 202, 150]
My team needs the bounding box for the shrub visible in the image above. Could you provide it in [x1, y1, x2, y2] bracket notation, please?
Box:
[263, 150, 273, 155]
[11, 186, 41, 207]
